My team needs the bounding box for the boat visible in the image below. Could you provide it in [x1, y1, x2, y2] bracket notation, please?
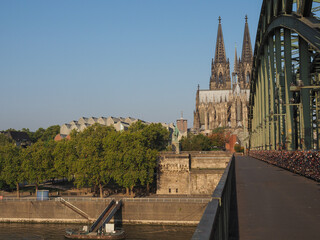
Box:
[64, 229, 125, 240]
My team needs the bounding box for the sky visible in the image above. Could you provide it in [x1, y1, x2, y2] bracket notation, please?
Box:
[0, 0, 262, 131]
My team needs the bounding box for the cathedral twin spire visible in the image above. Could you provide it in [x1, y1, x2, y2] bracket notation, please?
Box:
[210, 16, 252, 90]
[193, 16, 252, 133]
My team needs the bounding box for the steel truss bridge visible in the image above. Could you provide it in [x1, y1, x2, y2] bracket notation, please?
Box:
[249, 0, 320, 150]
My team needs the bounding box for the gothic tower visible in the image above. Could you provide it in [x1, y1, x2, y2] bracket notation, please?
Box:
[232, 45, 241, 88]
[239, 15, 253, 89]
[193, 84, 200, 130]
[210, 17, 231, 90]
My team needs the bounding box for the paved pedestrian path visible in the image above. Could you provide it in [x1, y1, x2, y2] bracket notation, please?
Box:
[235, 156, 320, 240]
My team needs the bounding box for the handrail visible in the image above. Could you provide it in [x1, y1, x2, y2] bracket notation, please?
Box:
[57, 197, 90, 220]
[89, 199, 115, 232]
[192, 155, 235, 240]
[0, 197, 211, 203]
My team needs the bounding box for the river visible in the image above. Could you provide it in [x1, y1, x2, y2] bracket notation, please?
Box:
[0, 223, 196, 240]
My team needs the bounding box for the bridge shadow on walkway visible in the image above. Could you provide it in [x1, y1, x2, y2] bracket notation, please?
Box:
[231, 156, 320, 240]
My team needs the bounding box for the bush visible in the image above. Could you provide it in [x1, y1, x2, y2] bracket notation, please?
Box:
[234, 144, 243, 152]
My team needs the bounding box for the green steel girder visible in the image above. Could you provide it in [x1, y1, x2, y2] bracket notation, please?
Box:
[251, 15, 320, 80]
[300, 0, 313, 17]
[248, 0, 320, 150]
[266, 16, 320, 51]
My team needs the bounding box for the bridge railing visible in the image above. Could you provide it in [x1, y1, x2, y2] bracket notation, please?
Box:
[0, 196, 211, 203]
[192, 154, 236, 240]
[249, 150, 320, 181]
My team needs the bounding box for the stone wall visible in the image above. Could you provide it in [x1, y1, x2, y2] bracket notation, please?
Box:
[190, 170, 224, 195]
[191, 156, 230, 169]
[0, 199, 208, 225]
[157, 151, 232, 195]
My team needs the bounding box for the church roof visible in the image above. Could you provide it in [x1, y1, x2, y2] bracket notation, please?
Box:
[199, 89, 250, 103]
[214, 16, 227, 64]
[6, 131, 31, 143]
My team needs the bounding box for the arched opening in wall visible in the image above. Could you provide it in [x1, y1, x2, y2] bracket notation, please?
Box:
[200, 111, 205, 125]
[236, 100, 242, 123]
[219, 72, 223, 84]
[227, 105, 231, 122]
[246, 71, 250, 84]
[210, 111, 215, 129]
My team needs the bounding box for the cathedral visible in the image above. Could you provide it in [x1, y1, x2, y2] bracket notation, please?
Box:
[193, 16, 253, 146]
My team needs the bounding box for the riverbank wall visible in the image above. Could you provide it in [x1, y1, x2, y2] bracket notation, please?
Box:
[0, 198, 209, 225]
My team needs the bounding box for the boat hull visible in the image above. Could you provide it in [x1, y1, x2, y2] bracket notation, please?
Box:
[64, 231, 125, 240]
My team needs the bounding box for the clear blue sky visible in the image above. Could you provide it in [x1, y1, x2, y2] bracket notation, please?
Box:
[0, 0, 262, 131]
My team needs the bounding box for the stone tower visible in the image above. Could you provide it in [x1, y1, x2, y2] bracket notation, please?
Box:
[193, 85, 201, 130]
[232, 45, 240, 87]
[210, 17, 231, 90]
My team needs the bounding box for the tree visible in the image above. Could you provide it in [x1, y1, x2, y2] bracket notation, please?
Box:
[22, 140, 56, 193]
[53, 138, 78, 181]
[127, 121, 146, 133]
[21, 128, 35, 142]
[22, 125, 60, 143]
[180, 133, 213, 151]
[209, 127, 228, 149]
[40, 125, 60, 142]
[128, 122, 170, 151]
[73, 124, 115, 198]
[110, 131, 159, 195]
[142, 123, 170, 151]
[32, 128, 45, 142]
[0, 143, 24, 197]
[0, 134, 13, 145]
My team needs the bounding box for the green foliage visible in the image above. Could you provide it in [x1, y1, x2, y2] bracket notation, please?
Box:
[127, 121, 146, 132]
[0, 144, 24, 191]
[52, 138, 77, 180]
[73, 124, 115, 194]
[25, 125, 60, 143]
[180, 133, 213, 151]
[0, 134, 13, 145]
[128, 121, 170, 151]
[0, 122, 169, 195]
[180, 128, 228, 151]
[234, 144, 244, 153]
[22, 140, 56, 191]
[209, 127, 228, 148]
[142, 123, 170, 151]
[111, 131, 158, 194]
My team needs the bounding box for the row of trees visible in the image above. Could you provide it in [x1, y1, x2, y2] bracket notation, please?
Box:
[4, 125, 60, 143]
[180, 128, 228, 151]
[0, 122, 170, 197]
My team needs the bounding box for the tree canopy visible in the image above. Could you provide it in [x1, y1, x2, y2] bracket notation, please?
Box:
[22, 125, 60, 143]
[0, 123, 170, 197]
[180, 128, 228, 151]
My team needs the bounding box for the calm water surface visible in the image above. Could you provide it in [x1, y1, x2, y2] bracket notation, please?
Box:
[0, 223, 195, 240]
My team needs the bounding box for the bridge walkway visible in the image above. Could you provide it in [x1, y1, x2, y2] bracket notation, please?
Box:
[234, 156, 320, 240]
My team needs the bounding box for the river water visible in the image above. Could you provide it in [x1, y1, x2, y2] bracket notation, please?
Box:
[0, 223, 196, 240]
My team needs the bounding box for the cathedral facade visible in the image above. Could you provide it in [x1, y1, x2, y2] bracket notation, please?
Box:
[193, 16, 253, 146]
